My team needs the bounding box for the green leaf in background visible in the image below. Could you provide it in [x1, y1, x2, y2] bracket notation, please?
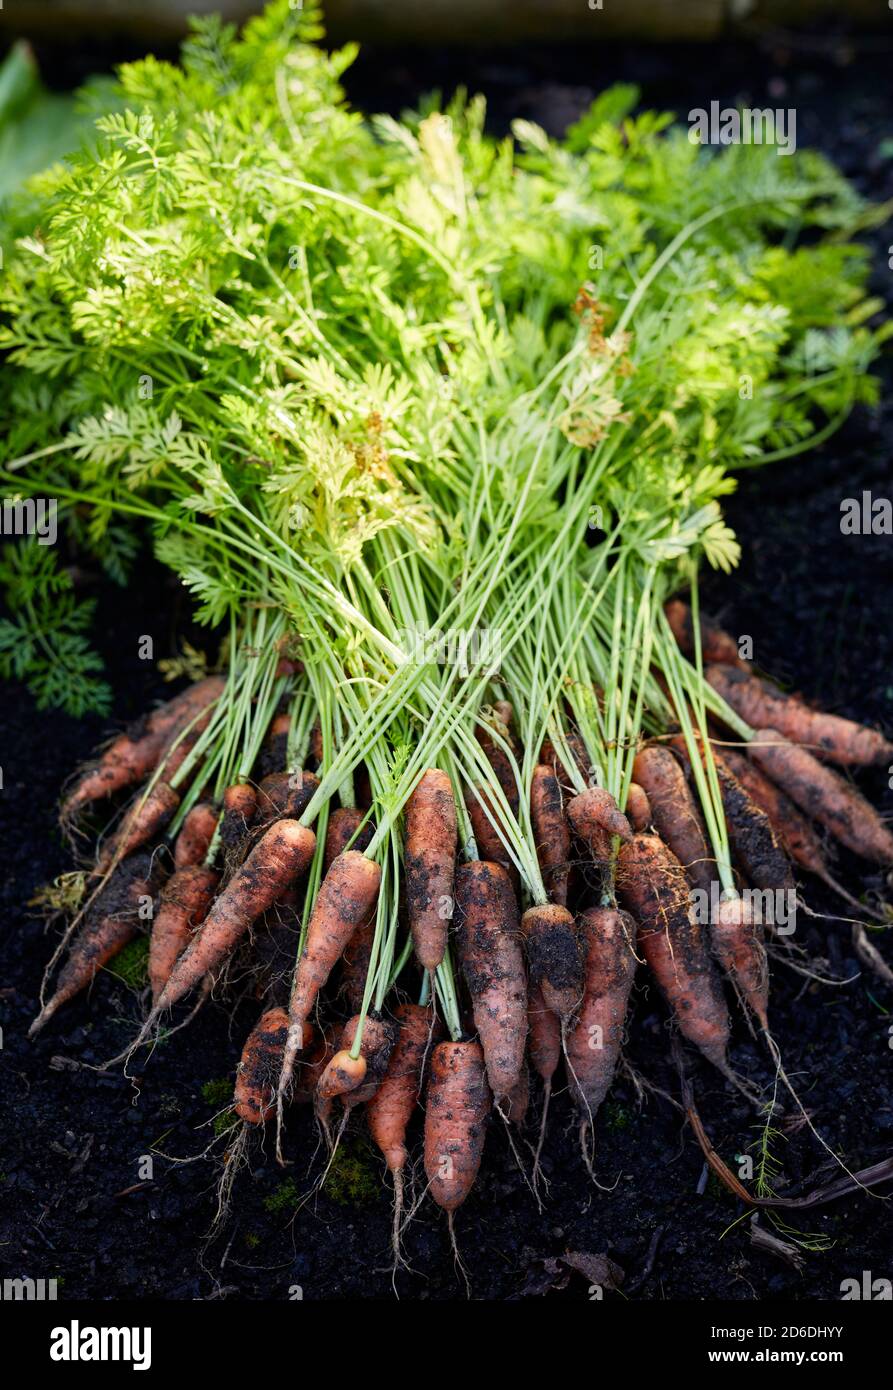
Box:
[0, 41, 88, 204]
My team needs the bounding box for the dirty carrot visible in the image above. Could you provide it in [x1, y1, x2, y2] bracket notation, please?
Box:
[285, 850, 382, 1046]
[747, 729, 893, 864]
[708, 665, 893, 767]
[405, 769, 458, 971]
[711, 895, 769, 1031]
[234, 1006, 291, 1124]
[530, 764, 571, 906]
[719, 746, 843, 887]
[29, 855, 155, 1036]
[61, 676, 225, 818]
[465, 786, 520, 893]
[625, 781, 652, 832]
[95, 781, 179, 875]
[520, 903, 582, 1022]
[173, 802, 219, 870]
[616, 833, 731, 1074]
[324, 806, 373, 874]
[455, 860, 528, 1104]
[148, 864, 219, 1003]
[632, 746, 714, 894]
[424, 1040, 491, 1212]
[665, 599, 748, 670]
[566, 786, 633, 866]
[566, 907, 637, 1140]
[156, 819, 316, 1011]
[317, 1013, 396, 1104]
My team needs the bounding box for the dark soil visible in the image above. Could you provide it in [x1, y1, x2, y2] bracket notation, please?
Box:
[2, 28, 893, 1302]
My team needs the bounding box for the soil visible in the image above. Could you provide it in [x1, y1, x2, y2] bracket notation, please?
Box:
[2, 26, 893, 1302]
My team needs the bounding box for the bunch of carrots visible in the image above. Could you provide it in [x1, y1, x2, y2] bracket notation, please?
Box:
[3, 3, 892, 1253]
[30, 593, 893, 1245]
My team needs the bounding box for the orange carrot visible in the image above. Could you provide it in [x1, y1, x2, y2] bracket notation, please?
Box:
[405, 769, 457, 971]
[720, 747, 839, 885]
[708, 665, 893, 768]
[566, 787, 633, 866]
[539, 730, 590, 783]
[748, 729, 893, 864]
[286, 851, 382, 1039]
[29, 855, 156, 1036]
[465, 786, 519, 894]
[156, 819, 316, 1010]
[148, 864, 219, 1002]
[95, 782, 179, 875]
[340, 915, 376, 1013]
[62, 676, 225, 817]
[234, 1006, 291, 1124]
[319, 1013, 397, 1108]
[455, 861, 528, 1103]
[367, 1003, 438, 1175]
[476, 715, 520, 816]
[712, 757, 794, 895]
[424, 1040, 491, 1212]
[711, 895, 768, 1030]
[665, 599, 748, 670]
[528, 980, 562, 1173]
[174, 802, 219, 870]
[219, 783, 257, 870]
[520, 903, 582, 1022]
[625, 781, 652, 832]
[530, 764, 571, 906]
[616, 834, 731, 1073]
[252, 770, 320, 829]
[566, 907, 637, 1120]
[504, 1062, 530, 1128]
[632, 746, 714, 894]
[324, 807, 373, 875]
[258, 711, 292, 779]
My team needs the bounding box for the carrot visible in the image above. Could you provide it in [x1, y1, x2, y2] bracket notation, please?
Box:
[476, 715, 520, 816]
[252, 770, 320, 829]
[504, 1062, 529, 1128]
[711, 895, 768, 1030]
[61, 676, 225, 817]
[292, 1027, 335, 1103]
[520, 903, 582, 1022]
[625, 781, 652, 832]
[95, 781, 179, 875]
[566, 907, 637, 1121]
[455, 861, 528, 1103]
[465, 786, 520, 893]
[566, 787, 633, 867]
[616, 834, 731, 1073]
[286, 851, 382, 1039]
[234, 1006, 291, 1124]
[707, 664, 893, 768]
[219, 783, 257, 869]
[719, 747, 843, 887]
[174, 802, 219, 870]
[405, 769, 457, 971]
[156, 819, 316, 1010]
[340, 915, 376, 1013]
[748, 729, 893, 864]
[424, 1040, 491, 1212]
[317, 1013, 396, 1104]
[258, 711, 292, 779]
[632, 746, 714, 894]
[528, 982, 561, 1087]
[148, 864, 219, 1002]
[324, 807, 373, 875]
[665, 599, 748, 670]
[367, 1003, 437, 1175]
[528, 980, 562, 1176]
[29, 855, 156, 1036]
[539, 729, 590, 783]
[530, 764, 571, 906]
[712, 757, 794, 895]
